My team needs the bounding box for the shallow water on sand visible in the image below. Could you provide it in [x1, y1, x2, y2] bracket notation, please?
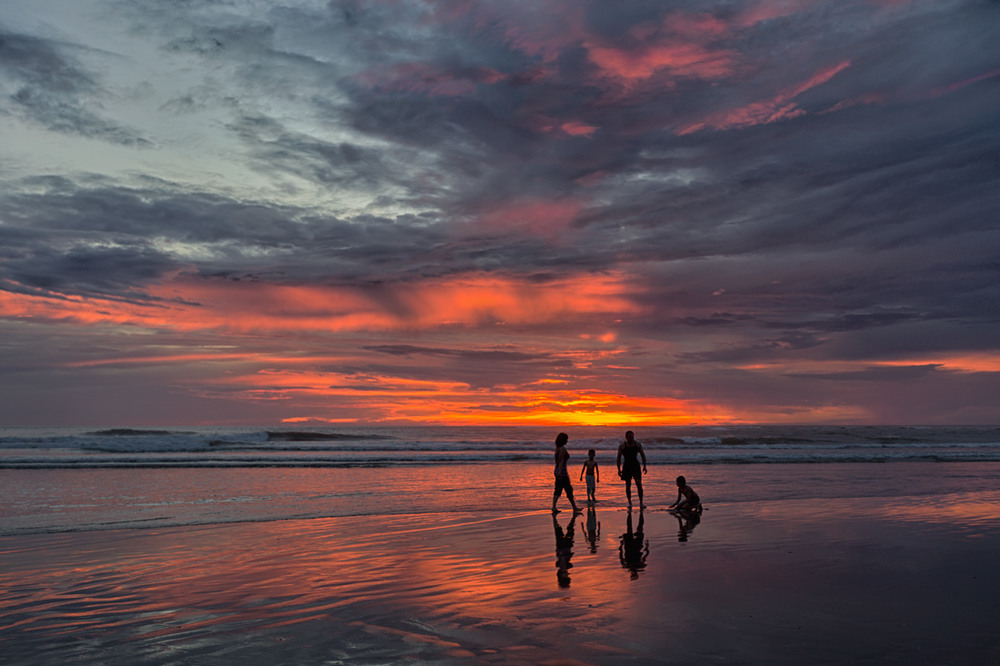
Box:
[2, 465, 1000, 664]
[3, 461, 997, 536]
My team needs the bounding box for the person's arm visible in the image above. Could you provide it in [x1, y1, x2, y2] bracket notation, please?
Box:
[616, 444, 623, 476]
[669, 489, 680, 508]
[580, 461, 586, 480]
[595, 462, 599, 483]
[639, 443, 648, 473]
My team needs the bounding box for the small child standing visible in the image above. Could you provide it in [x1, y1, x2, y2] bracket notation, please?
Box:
[580, 449, 600, 504]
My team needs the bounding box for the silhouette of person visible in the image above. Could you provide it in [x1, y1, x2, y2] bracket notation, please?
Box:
[551, 432, 582, 514]
[580, 448, 600, 504]
[617, 430, 648, 508]
[583, 505, 601, 553]
[671, 507, 701, 542]
[668, 475, 701, 513]
[553, 511, 578, 587]
[618, 509, 648, 579]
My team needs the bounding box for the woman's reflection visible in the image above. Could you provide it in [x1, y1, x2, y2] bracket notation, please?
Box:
[618, 509, 648, 579]
[553, 511, 578, 587]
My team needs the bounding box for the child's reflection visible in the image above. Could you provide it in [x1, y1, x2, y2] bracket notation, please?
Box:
[583, 505, 601, 553]
[618, 509, 648, 579]
[553, 511, 578, 588]
[669, 507, 702, 542]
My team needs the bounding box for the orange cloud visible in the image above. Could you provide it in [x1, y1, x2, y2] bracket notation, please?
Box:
[0, 271, 637, 335]
[735, 353, 1000, 375]
[210, 366, 733, 426]
[876, 354, 1000, 374]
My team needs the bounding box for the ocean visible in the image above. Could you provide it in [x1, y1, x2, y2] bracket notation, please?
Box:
[2, 424, 999, 536]
[3, 425, 1000, 664]
[4, 424, 1000, 468]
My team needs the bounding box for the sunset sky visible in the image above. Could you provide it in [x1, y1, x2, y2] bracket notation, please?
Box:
[1, 0, 998, 426]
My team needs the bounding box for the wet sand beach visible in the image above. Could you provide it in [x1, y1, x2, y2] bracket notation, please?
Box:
[2, 463, 1000, 664]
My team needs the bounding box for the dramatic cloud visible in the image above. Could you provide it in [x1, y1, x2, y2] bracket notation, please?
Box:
[0, 0, 997, 425]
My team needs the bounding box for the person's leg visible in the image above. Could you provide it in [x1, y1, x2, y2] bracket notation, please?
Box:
[625, 477, 633, 505]
[635, 475, 644, 507]
[566, 481, 579, 511]
[552, 480, 563, 512]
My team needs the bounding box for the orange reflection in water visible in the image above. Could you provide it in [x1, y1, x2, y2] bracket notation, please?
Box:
[0, 510, 632, 660]
[874, 493, 1000, 526]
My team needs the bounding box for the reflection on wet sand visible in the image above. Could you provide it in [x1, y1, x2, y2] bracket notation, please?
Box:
[618, 509, 648, 579]
[552, 512, 578, 587]
[3, 494, 1000, 665]
[669, 508, 702, 542]
[583, 506, 601, 553]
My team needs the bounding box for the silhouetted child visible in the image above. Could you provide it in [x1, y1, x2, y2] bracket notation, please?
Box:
[669, 475, 701, 512]
[580, 448, 599, 503]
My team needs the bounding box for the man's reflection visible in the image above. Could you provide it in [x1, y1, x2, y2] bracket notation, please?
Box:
[618, 509, 648, 579]
[553, 511, 578, 587]
[583, 505, 600, 553]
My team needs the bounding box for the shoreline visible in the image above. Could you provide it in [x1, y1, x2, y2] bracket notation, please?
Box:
[3, 471, 1000, 663]
[4, 460, 999, 538]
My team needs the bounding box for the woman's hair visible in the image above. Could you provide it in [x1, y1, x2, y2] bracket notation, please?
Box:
[555, 432, 569, 446]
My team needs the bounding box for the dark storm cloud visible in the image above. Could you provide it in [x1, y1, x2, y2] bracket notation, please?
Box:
[675, 331, 825, 365]
[1, 242, 178, 301]
[364, 343, 560, 363]
[101, 0, 1000, 278]
[788, 365, 944, 382]
[6, 1, 1000, 299]
[0, 29, 150, 145]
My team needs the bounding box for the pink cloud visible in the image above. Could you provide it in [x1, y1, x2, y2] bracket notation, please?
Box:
[496, 2, 588, 62]
[737, 0, 817, 28]
[560, 120, 598, 137]
[584, 10, 742, 92]
[588, 42, 737, 83]
[930, 66, 1000, 98]
[820, 91, 887, 114]
[679, 60, 851, 134]
[658, 11, 731, 40]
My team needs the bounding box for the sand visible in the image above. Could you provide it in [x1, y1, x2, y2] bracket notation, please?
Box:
[2, 463, 1000, 664]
